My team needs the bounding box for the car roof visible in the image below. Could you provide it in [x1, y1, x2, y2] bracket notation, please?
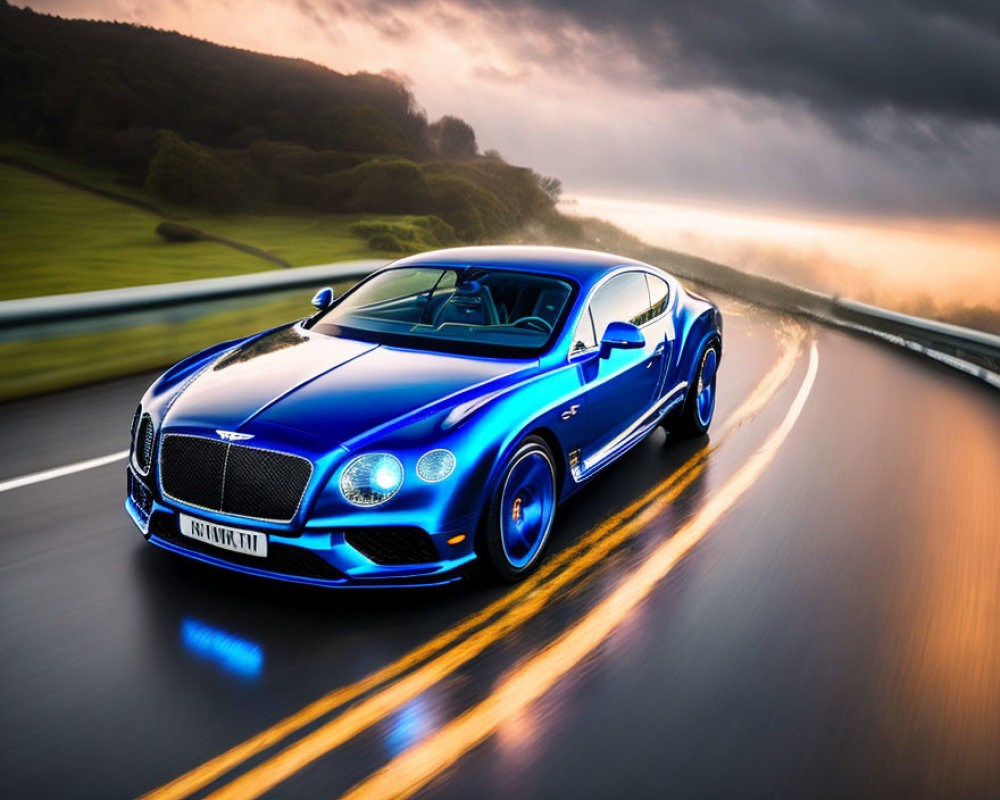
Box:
[390, 246, 657, 286]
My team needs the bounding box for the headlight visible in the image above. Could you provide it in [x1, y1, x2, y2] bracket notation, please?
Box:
[340, 453, 404, 506]
[416, 449, 456, 483]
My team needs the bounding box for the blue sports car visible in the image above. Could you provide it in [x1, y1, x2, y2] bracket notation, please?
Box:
[125, 247, 722, 587]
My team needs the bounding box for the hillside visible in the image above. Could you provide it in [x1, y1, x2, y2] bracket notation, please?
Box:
[0, 2, 560, 240]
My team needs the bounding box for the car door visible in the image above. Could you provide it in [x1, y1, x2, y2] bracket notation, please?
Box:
[642, 273, 675, 395]
[574, 271, 665, 468]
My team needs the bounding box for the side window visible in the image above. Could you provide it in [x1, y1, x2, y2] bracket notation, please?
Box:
[570, 307, 597, 353]
[589, 272, 649, 339]
[645, 275, 669, 320]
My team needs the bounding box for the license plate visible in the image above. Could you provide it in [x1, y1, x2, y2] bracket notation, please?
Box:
[178, 514, 268, 557]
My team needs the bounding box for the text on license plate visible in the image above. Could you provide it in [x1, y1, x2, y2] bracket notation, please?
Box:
[178, 514, 268, 557]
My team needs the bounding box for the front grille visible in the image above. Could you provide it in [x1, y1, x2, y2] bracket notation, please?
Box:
[148, 512, 343, 581]
[159, 435, 311, 522]
[345, 527, 439, 565]
[135, 414, 154, 473]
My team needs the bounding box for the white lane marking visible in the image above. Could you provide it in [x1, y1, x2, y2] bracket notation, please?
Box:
[0, 450, 129, 493]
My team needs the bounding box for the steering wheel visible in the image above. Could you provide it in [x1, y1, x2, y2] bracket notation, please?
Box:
[512, 316, 553, 333]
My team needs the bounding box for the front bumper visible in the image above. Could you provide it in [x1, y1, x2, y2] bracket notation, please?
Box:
[125, 468, 476, 588]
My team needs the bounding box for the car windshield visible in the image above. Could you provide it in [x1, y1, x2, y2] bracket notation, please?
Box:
[312, 266, 576, 357]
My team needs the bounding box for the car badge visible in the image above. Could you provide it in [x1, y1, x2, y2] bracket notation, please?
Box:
[560, 404, 580, 421]
[216, 430, 254, 441]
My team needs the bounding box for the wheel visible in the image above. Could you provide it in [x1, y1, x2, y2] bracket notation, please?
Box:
[674, 343, 719, 436]
[479, 436, 557, 582]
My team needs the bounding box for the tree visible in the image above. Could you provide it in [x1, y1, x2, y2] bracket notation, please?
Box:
[537, 174, 562, 202]
[427, 115, 478, 160]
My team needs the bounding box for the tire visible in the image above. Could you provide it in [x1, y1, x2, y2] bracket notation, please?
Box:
[674, 343, 719, 437]
[479, 435, 557, 582]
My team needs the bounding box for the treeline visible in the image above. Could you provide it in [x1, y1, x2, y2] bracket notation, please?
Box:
[0, 2, 560, 241]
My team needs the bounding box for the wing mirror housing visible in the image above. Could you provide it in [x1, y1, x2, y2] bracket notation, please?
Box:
[311, 286, 335, 310]
[599, 321, 645, 359]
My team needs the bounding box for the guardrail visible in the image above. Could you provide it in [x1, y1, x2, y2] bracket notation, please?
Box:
[0, 260, 388, 342]
[823, 298, 1000, 389]
[1, 254, 998, 389]
[656, 252, 1000, 390]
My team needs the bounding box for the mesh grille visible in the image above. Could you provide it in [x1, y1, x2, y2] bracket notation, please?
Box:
[345, 527, 439, 565]
[160, 435, 227, 509]
[135, 414, 155, 473]
[148, 512, 342, 580]
[128, 470, 153, 520]
[222, 445, 311, 520]
[159, 435, 311, 522]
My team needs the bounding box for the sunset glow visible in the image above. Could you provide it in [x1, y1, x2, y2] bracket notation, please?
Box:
[564, 195, 1000, 313]
[21, 0, 1000, 324]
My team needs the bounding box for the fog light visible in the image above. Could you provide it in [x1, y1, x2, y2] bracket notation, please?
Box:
[416, 449, 456, 483]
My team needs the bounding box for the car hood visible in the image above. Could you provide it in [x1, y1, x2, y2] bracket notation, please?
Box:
[164, 325, 527, 446]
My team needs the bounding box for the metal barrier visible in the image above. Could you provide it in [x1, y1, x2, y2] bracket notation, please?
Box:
[826, 298, 1000, 389]
[659, 252, 1000, 390]
[0, 260, 388, 342]
[1, 255, 998, 389]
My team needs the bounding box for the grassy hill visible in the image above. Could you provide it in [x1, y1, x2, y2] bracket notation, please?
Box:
[0, 145, 452, 299]
[0, 1, 571, 400]
[0, 2, 561, 247]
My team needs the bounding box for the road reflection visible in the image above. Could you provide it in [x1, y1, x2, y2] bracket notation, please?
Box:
[125, 423, 714, 800]
[874, 390, 1000, 794]
[180, 617, 264, 681]
[383, 695, 441, 758]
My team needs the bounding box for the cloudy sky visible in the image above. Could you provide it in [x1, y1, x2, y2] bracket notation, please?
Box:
[23, 0, 1000, 309]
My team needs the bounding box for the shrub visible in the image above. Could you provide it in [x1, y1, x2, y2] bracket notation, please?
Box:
[349, 216, 457, 252]
[144, 131, 256, 210]
[426, 173, 509, 240]
[348, 159, 431, 213]
[155, 222, 205, 242]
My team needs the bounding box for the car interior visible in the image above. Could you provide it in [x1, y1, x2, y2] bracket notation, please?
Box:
[325, 268, 575, 346]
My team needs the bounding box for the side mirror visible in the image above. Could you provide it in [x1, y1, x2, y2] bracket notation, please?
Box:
[599, 321, 644, 359]
[311, 286, 335, 310]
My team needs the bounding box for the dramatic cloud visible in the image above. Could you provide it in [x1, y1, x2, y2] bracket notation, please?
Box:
[268, 0, 1000, 215]
[19, 0, 1000, 315]
[21, 1, 1000, 216]
[494, 0, 1000, 124]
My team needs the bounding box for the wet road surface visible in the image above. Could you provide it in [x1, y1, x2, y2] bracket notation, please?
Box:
[1, 299, 998, 799]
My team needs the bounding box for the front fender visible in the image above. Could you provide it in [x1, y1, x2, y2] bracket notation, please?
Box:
[460, 360, 586, 517]
[313, 360, 587, 536]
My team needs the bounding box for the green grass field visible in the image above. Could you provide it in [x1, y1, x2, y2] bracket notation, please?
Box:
[0, 290, 358, 402]
[0, 147, 441, 399]
[0, 165, 273, 298]
[0, 145, 441, 300]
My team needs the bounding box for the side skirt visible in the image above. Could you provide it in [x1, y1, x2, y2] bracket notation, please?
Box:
[571, 382, 688, 483]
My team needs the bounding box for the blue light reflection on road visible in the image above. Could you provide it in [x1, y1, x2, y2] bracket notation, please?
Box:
[385, 695, 436, 757]
[180, 617, 264, 681]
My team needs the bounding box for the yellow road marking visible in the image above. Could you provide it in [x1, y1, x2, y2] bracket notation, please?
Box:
[141, 456, 709, 800]
[141, 322, 804, 800]
[340, 341, 820, 800]
[207, 460, 711, 800]
[201, 325, 806, 800]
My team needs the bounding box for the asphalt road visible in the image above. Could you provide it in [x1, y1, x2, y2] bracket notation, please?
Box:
[1, 300, 998, 800]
